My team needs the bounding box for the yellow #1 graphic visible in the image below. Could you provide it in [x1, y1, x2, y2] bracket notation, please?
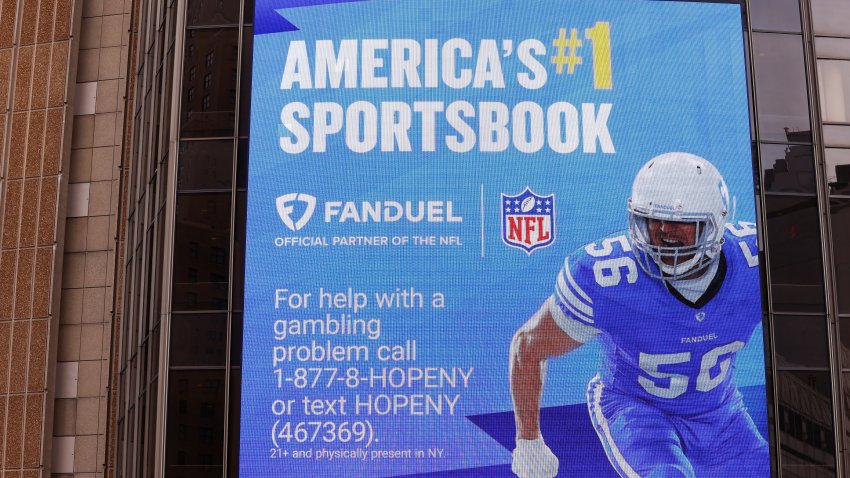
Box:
[550, 21, 613, 90]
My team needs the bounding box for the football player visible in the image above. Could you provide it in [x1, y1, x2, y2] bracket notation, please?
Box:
[510, 152, 769, 478]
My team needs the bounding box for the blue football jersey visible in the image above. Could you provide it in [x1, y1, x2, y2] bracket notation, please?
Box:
[552, 222, 762, 416]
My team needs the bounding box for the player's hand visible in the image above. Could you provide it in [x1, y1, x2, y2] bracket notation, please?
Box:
[512, 436, 559, 478]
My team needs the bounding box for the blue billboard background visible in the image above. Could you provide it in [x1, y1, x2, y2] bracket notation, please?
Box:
[240, 1, 768, 476]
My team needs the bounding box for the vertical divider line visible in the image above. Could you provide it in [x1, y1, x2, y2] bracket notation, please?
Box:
[480, 184, 485, 258]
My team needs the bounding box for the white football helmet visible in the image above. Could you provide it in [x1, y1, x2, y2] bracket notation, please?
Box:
[627, 152, 732, 280]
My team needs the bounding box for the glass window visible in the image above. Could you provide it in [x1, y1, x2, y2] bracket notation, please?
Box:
[178, 140, 234, 191]
[165, 370, 225, 476]
[232, 190, 247, 312]
[765, 196, 825, 312]
[842, 375, 850, 473]
[172, 193, 231, 311]
[238, 25, 254, 137]
[230, 312, 243, 366]
[180, 28, 238, 138]
[839, 318, 850, 365]
[811, 0, 850, 36]
[777, 371, 836, 475]
[826, 148, 850, 196]
[824, 125, 850, 147]
[170, 314, 228, 367]
[244, 0, 254, 24]
[773, 315, 830, 368]
[818, 60, 850, 123]
[236, 139, 249, 190]
[816, 36, 850, 60]
[761, 143, 816, 194]
[832, 198, 850, 314]
[186, 0, 239, 27]
[227, 367, 241, 477]
[752, 33, 812, 143]
[749, 0, 801, 33]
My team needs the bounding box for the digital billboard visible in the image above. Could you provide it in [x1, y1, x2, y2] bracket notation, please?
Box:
[240, 1, 771, 476]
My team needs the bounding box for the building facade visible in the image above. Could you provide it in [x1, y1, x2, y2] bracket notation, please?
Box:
[0, 0, 848, 476]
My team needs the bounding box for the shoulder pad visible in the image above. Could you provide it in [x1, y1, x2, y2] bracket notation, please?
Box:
[724, 221, 759, 268]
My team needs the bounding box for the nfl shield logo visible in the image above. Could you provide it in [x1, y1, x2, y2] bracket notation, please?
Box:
[501, 188, 555, 254]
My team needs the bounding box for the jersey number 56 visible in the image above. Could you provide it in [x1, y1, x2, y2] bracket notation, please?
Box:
[638, 341, 745, 399]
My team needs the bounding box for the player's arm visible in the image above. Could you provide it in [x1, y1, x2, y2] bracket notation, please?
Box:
[510, 296, 583, 440]
[510, 297, 584, 478]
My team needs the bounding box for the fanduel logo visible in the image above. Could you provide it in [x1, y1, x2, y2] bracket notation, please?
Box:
[275, 194, 462, 230]
[324, 201, 462, 223]
[276, 193, 317, 231]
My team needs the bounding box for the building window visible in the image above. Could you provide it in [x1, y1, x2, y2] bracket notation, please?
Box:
[205, 51, 214, 68]
[817, 60, 850, 123]
[752, 33, 812, 142]
[826, 148, 850, 196]
[811, 0, 850, 36]
[210, 247, 226, 265]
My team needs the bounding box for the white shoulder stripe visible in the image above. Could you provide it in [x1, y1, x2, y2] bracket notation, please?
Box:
[555, 286, 595, 324]
[547, 296, 598, 343]
[564, 257, 592, 304]
[557, 270, 594, 318]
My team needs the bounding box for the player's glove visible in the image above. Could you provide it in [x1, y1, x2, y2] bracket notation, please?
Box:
[512, 436, 559, 478]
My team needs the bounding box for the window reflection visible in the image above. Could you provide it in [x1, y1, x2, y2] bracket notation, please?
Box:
[186, 0, 239, 27]
[170, 314, 228, 367]
[839, 318, 850, 367]
[244, 0, 254, 24]
[766, 196, 825, 312]
[826, 148, 850, 196]
[818, 60, 850, 123]
[178, 140, 234, 191]
[236, 139, 249, 190]
[761, 143, 816, 194]
[777, 371, 836, 476]
[238, 26, 253, 137]
[231, 190, 247, 312]
[181, 29, 238, 138]
[824, 125, 850, 148]
[227, 368, 241, 478]
[831, 199, 850, 315]
[165, 370, 225, 476]
[230, 313, 243, 365]
[749, 0, 801, 33]
[816, 37, 850, 60]
[753, 33, 812, 142]
[811, 0, 850, 36]
[774, 315, 830, 369]
[172, 193, 231, 311]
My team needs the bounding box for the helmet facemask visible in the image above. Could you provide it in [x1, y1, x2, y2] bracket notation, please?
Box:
[628, 206, 724, 280]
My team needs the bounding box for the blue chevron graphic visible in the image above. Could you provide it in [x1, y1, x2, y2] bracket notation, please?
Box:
[255, 0, 367, 35]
